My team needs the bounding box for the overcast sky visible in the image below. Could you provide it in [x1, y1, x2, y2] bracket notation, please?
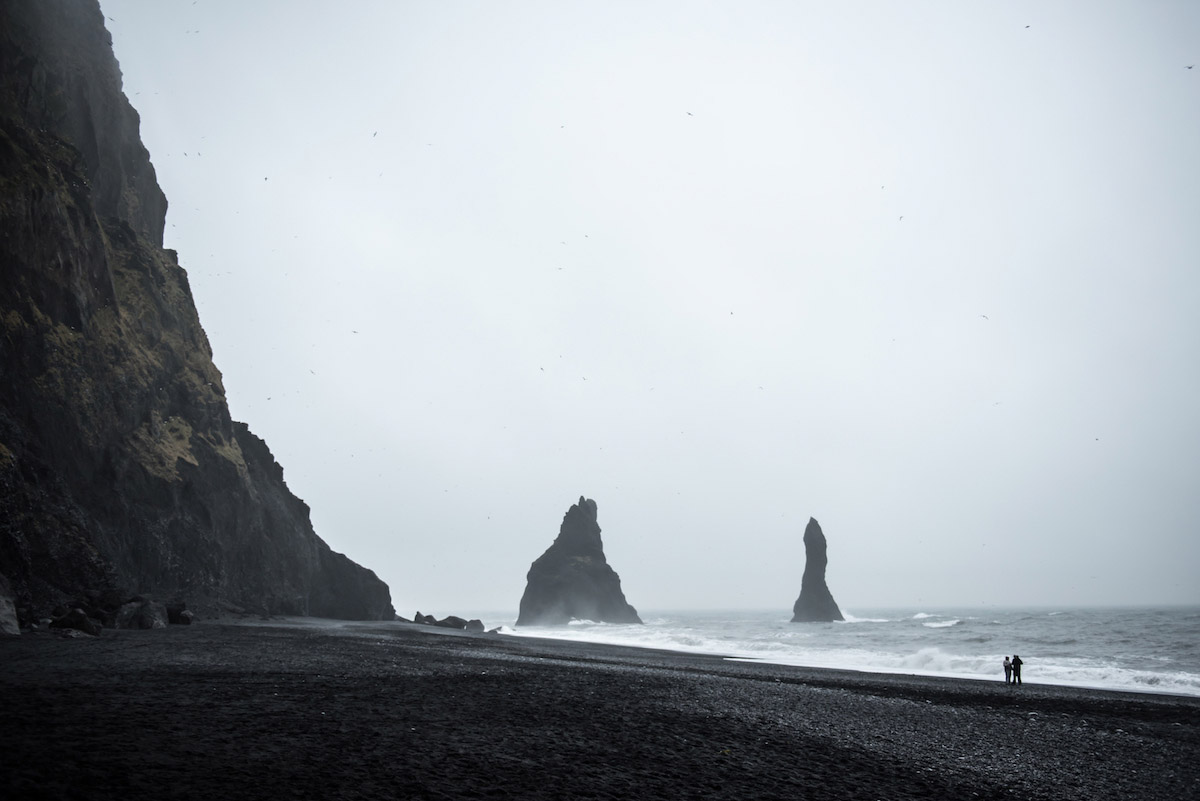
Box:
[99, 1, 1199, 616]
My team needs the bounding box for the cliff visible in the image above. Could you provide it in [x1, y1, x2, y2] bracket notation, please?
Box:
[516, 497, 641, 626]
[0, 0, 393, 622]
[790, 517, 844, 622]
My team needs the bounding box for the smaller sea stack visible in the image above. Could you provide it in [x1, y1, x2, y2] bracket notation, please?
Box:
[516, 497, 642, 626]
[791, 517, 844, 623]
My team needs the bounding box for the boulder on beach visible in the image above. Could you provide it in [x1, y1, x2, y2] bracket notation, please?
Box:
[791, 517, 844, 623]
[116, 598, 169, 629]
[516, 497, 641, 626]
[0, 574, 20, 636]
[49, 608, 103, 636]
[166, 601, 193, 625]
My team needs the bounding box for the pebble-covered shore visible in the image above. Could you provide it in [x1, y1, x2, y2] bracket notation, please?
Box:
[2, 618, 1197, 800]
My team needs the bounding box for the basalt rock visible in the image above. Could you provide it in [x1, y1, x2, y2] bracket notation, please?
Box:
[115, 598, 167, 630]
[49, 607, 102, 636]
[516, 497, 641, 626]
[0, 0, 393, 621]
[791, 517, 844, 623]
[0, 574, 20, 635]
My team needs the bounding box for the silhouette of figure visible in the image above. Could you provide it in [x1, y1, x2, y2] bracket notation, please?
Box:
[1003, 656, 1012, 684]
[1011, 654, 1023, 685]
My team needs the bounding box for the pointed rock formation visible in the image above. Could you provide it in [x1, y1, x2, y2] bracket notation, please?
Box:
[791, 517, 844, 622]
[516, 497, 642, 626]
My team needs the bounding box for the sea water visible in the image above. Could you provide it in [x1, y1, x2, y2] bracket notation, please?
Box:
[482, 607, 1200, 697]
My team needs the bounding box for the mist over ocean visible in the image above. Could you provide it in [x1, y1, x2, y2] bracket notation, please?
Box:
[485, 607, 1200, 697]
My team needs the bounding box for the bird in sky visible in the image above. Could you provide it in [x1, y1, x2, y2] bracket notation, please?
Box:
[980, 314, 989, 320]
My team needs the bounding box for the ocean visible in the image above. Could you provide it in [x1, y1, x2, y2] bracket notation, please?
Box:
[480, 606, 1200, 697]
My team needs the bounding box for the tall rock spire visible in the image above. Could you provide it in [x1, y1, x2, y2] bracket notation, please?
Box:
[517, 497, 642, 626]
[791, 517, 844, 622]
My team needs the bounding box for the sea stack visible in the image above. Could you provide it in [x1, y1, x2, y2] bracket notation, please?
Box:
[791, 517, 844, 623]
[516, 497, 642, 626]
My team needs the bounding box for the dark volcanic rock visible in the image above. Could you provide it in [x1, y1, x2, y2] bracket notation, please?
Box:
[0, 574, 19, 635]
[49, 607, 102, 636]
[165, 601, 189, 625]
[115, 598, 167, 629]
[791, 517, 844, 622]
[516, 497, 641, 626]
[0, 0, 393, 621]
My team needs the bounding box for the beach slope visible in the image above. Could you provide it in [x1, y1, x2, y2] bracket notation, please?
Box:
[2, 619, 1197, 800]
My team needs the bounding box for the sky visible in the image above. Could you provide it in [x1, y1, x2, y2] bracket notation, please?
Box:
[98, 0, 1200, 616]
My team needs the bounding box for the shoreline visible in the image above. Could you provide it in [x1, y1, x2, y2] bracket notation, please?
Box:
[4, 617, 1198, 800]
[492, 612, 1200, 700]
[239, 614, 1200, 700]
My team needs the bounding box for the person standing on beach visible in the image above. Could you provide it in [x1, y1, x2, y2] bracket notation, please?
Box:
[1003, 656, 1012, 684]
[1011, 655, 1023, 685]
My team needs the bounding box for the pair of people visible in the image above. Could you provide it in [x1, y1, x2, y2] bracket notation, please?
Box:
[1003, 654, 1024, 684]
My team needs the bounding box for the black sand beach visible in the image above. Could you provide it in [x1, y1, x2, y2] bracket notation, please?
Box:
[2, 619, 1197, 801]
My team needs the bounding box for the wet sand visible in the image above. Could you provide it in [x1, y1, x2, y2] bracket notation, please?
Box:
[2, 618, 1197, 800]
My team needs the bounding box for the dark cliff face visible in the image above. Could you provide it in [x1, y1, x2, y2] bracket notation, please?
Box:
[0, 0, 393, 621]
[516, 497, 642, 626]
[791, 517, 844, 623]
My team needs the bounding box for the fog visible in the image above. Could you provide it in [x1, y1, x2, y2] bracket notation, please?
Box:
[99, 1, 1200, 614]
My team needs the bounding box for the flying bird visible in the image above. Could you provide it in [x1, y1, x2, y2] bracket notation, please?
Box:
[980, 314, 989, 320]
[1188, 65, 1195, 69]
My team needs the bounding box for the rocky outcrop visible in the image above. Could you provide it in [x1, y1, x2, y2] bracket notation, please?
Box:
[791, 517, 844, 623]
[49, 607, 102, 636]
[516, 497, 641, 626]
[0, 0, 393, 622]
[115, 597, 167, 629]
[0, 574, 19, 635]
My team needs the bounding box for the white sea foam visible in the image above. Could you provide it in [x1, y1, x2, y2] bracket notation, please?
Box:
[490, 608, 1200, 697]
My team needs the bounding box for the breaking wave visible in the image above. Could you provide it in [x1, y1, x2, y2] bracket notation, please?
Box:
[482, 607, 1200, 697]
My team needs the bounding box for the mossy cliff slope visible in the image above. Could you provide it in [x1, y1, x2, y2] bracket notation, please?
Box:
[0, 0, 393, 621]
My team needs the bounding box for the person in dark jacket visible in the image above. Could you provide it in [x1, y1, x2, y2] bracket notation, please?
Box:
[1011, 654, 1023, 685]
